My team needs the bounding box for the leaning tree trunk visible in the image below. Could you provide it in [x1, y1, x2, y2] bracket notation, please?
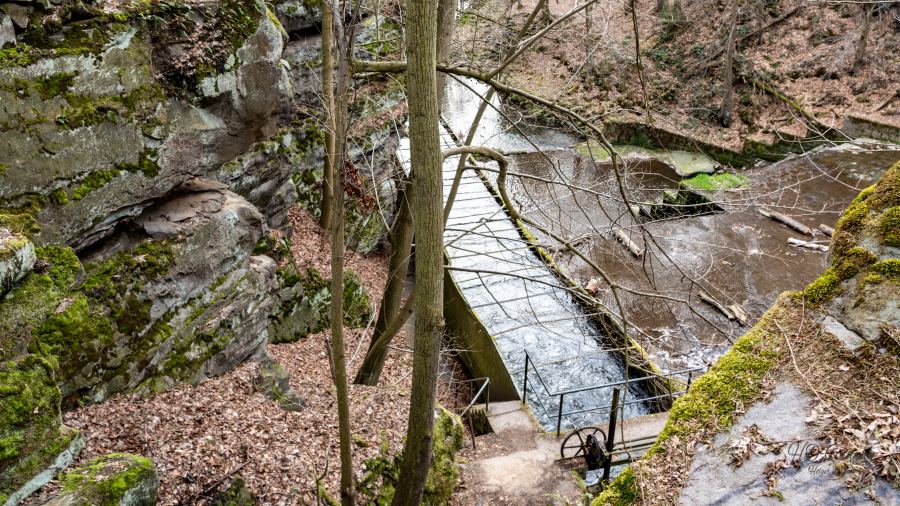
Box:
[391, 0, 445, 501]
[353, 185, 414, 385]
[319, 0, 336, 231]
[329, 2, 355, 503]
[719, 0, 737, 127]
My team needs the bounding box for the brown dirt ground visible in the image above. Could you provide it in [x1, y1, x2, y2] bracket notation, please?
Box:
[452, 0, 900, 152]
[49, 209, 464, 505]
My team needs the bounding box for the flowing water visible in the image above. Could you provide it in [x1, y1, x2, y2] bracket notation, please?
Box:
[401, 76, 900, 431]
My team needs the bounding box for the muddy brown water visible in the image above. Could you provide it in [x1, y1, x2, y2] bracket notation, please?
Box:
[507, 145, 900, 371]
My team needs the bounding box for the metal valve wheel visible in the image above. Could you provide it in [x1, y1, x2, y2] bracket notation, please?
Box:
[560, 426, 607, 460]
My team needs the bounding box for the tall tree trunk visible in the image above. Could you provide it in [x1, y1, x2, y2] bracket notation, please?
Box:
[852, 4, 873, 73]
[436, 0, 457, 105]
[353, 184, 413, 385]
[320, 0, 336, 231]
[719, 0, 737, 127]
[391, 0, 444, 501]
[329, 2, 355, 503]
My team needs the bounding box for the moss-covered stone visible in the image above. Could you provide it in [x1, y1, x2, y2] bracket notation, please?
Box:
[268, 265, 372, 344]
[55, 453, 158, 506]
[0, 354, 78, 501]
[870, 259, 900, 282]
[878, 206, 900, 247]
[357, 406, 464, 504]
[209, 476, 256, 506]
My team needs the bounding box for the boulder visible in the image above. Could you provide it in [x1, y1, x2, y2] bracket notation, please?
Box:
[0, 14, 13, 47]
[254, 352, 304, 411]
[39, 181, 276, 401]
[272, 0, 320, 34]
[44, 453, 158, 506]
[0, 229, 35, 296]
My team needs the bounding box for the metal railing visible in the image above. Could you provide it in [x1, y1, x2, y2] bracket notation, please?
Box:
[458, 377, 490, 449]
[522, 350, 704, 436]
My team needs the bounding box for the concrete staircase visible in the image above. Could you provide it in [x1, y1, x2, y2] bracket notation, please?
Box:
[451, 401, 669, 505]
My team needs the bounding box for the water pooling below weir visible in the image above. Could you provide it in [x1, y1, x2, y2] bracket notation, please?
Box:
[505, 139, 900, 372]
[416, 77, 899, 430]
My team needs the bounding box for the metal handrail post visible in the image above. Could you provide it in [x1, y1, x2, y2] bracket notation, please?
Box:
[602, 387, 622, 484]
[556, 393, 565, 437]
[686, 371, 694, 391]
[522, 352, 529, 405]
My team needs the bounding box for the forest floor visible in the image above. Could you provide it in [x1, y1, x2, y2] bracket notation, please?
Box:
[452, 0, 900, 152]
[36, 208, 462, 505]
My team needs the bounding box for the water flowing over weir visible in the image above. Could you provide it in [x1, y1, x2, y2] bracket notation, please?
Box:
[397, 78, 654, 431]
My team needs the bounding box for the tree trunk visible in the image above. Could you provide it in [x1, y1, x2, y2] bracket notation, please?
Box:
[319, 0, 336, 231]
[657, 0, 667, 13]
[329, 2, 355, 503]
[852, 4, 873, 73]
[436, 0, 457, 105]
[718, 0, 736, 127]
[353, 184, 414, 385]
[391, 0, 445, 500]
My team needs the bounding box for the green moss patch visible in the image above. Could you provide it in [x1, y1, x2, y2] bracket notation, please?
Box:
[59, 453, 157, 504]
[357, 406, 464, 504]
[0, 354, 75, 499]
[681, 172, 748, 191]
[870, 259, 900, 282]
[71, 170, 121, 200]
[878, 206, 900, 247]
[0, 194, 47, 237]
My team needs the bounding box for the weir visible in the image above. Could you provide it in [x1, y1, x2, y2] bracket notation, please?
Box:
[397, 78, 674, 431]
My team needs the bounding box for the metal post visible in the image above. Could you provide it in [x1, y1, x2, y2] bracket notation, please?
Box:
[556, 393, 565, 437]
[686, 371, 693, 392]
[602, 387, 621, 484]
[522, 353, 529, 405]
[486, 379, 490, 413]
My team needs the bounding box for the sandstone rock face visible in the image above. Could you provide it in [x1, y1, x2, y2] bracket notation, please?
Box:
[0, 0, 292, 251]
[44, 453, 159, 506]
[56, 181, 274, 401]
[0, 230, 34, 296]
[0, 0, 399, 502]
[273, 0, 320, 34]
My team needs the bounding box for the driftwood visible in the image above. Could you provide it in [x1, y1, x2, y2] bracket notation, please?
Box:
[758, 208, 814, 235]
[613, 228, 644, 257]
[788, 237, 829, 252]
[698, 292, 747, 326]
[818, 223, 835, 237]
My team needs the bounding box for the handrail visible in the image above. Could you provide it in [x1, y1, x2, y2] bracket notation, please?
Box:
[521, 348, 707, 436]
[459, 377, 490, 418]
[457, 377, 490, 450]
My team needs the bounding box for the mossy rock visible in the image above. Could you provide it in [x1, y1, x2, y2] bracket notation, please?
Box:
[0, 354, 74, 499]
[209, 475, 257, 506]
[268, 265, 372, 344]
[356, 406, 465, 505]
[50, 453, 159, 506]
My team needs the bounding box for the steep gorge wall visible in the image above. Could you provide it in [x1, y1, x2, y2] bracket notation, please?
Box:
[0, 0, 395, 502]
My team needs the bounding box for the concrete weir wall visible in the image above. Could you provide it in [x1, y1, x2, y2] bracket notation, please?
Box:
[443, 267, 521, 401]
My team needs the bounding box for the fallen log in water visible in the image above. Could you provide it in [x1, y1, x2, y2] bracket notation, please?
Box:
[613, 228, 644, 257]
[698, 292, 747, 325]
[757, 208, 814, 235]
[818, 224, 835, 237]
[788, 237, 829, 252]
